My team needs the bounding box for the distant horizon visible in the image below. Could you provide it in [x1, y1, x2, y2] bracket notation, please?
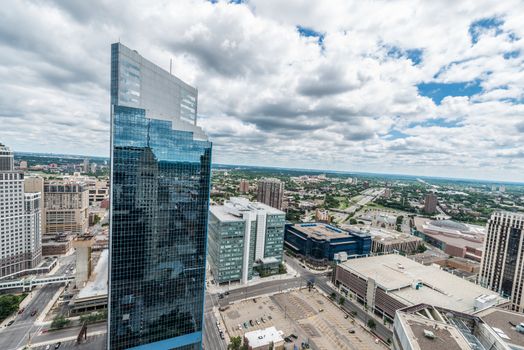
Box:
[14, 150, 524, 186]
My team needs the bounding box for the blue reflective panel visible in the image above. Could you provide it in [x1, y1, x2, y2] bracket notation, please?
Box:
[109, 106, 211, 349]
[109, 42, 211, 350]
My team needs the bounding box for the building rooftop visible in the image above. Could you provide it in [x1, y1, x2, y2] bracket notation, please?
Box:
[210, 197, 284, 222]
[397, 313, 471, 350]
[290, 222, 370, 240]
[349, 226, 421, 244]
[475, 307, 524, 349]
[244, 326, 284, 348]
[338, 254, 507, 313]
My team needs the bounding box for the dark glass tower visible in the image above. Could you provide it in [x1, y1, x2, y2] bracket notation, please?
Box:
[109, 43, 211, 350]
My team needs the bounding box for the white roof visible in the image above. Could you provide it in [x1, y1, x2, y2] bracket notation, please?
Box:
[339, 254, 507, 313]
[210, 197, 284, 222]
[245, 326, 284, 347]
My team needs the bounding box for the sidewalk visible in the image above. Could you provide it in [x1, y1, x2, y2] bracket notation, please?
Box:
[206, 261, 298, 294]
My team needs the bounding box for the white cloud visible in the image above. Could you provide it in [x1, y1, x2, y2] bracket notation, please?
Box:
[0, 0, 523, 181]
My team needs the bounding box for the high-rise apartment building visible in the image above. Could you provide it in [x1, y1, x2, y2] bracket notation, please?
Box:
[0, 143, 42, 277]
[239, 179, 250, 193]
[43, 181, 89, 235]
[208, 197, 285, 285]
[257, 178, 284, 210]
[423, 193, 438, 214]
[108, 43, 212, 350]
[479, 211, 524, 311]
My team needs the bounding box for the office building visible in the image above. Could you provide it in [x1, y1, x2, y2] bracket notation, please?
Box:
[284, 223, 371, 264]
[363, 227, 422, 254]
[109, 43, 212, 350]
[332, 254, 507, 323]
[423, 193, 438, 214]
[413, 217, 484, 261]
[314, 209, 330, 223]
[208, 197, 285, 284]
[479, 211, 524, 311]
[43, 181, 89, 235]
[257, 178, 284, 210]
[238, 179, 250, 193]
[24, 176, 45, 240]
[0, 143, 42, 277]
[19, 160, 28, 170]
[83, 158, 89, 173]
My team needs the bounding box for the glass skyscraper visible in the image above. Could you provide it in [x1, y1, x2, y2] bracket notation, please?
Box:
[108, 43, 212, 350]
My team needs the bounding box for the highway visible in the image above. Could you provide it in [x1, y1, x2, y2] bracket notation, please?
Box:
[0, 254, 76, 350]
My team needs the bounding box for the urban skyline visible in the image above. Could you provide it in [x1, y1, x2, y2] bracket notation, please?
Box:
[1, 0, 523, 182]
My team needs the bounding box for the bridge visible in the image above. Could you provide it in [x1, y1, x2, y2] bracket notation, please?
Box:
[0, 275, 74, 292]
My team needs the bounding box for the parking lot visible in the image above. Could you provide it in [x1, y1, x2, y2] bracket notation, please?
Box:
[219, 288, 387, 350]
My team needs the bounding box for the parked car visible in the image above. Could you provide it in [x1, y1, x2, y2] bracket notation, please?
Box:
[18, 308, 25, 314]
[243, 322, 248, 329]
[6, 320, 14, 327]
[45, 345, 51, 350]
[224, 291, 230, 296]
[220, 332, 225, 339]
[256, 320, 260, 325]
[31, 310, 38, 317]
[216, 321, 220, 327]
[261, 317, 266, 323]
[249, 320, 254, 326]
[238, 324, 242, 330]
[348, 328, 355, 334]
[55, 342, 62, 349]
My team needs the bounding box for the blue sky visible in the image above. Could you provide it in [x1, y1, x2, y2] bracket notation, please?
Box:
[0, 0, 523, 182]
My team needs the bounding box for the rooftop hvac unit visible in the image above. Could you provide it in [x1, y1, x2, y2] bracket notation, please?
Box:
[423, 330, 435, 339]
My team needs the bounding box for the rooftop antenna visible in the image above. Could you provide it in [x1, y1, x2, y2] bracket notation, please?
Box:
[170, 59, 172, 75]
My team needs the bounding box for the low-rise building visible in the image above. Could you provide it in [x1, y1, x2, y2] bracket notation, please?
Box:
[354, 227, 422, 254]
[413, 217, 484, 261]
[244, 326, 284, 350]
[332, 254, 508, 323]
[393, 304, 512, 350]
[208, 197, 286, 285]
[284, 223, 371, 264]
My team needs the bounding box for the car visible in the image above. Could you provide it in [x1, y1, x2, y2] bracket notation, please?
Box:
[224, 291, 230, 296]
[253, 298, 257, 303]
[216, 321, 220, 327]
[348, 328, 355, 334]
[290, 334, 298, 340]
[220, 332, 225, 339]
[256, 320, 260, 325]
[218, 294, 224, 299]
[45, 345, 51, 350]
[318, 308, 324, 313]
[344, 314, 349, 319]
[243, 322, 248, 329]
[18, 308, 25, 314]
[55, 342, 61, 349]
[238, 324, 242, 330]
[268, 315, 272, 320]
[31, 310, 37, 317]
[284, 337, 292, 343]
[249, 320, 254, 326]
[261, 317, 266, 323]
[6, 320, 14, 327]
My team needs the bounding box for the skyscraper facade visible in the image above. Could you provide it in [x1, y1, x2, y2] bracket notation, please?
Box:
[0, 143, 42, 277]
[479, 211, 524, 311]
[109, 43, 212, 350]
[256, 178, 284, 210]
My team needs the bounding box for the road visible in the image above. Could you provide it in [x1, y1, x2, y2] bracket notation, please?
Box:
[31, 332, 106, 350]
[0, 255, 76, 350]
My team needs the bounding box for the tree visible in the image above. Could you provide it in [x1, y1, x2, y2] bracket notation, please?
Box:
[330, 292, 337, 300]
[228, 336, 242, 350]
[349, 218, 358, 225]
[338, 296, 345, 306]
[278, 263, 287, 274]
[367, 319, 376, 330]
[416, 243, 427, 253]
[0, 294, 26, 322]
[51, 315, 71, 329]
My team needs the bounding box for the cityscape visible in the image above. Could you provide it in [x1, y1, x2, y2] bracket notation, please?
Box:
[1, 1, 524, 350]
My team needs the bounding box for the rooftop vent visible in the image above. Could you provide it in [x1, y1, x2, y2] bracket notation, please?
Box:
[423, 330, 435, 339]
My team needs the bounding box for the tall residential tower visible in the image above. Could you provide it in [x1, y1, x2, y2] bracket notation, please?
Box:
[256, 178, 284, 210]
[479, 211, 524, 311]
[108, 43, 212, 349]
[0, 143, 42, 277]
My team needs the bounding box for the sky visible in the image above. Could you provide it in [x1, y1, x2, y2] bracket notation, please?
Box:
[1, 0, 523, 182]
